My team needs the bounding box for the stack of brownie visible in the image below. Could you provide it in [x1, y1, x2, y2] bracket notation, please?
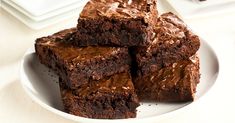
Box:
[35, 0, 200, 119]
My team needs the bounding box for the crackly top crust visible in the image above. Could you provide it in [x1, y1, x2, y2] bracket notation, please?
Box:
[139, 12, 200, 55]
[80, 0, 157, 20]
[61, 72, 134, 98]
[135, 12, 200, 74]
[134, 55, 200, 101]
[36, 28, 128, 66]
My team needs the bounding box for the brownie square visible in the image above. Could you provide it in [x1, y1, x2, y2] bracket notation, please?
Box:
[35, 28, 131, 89]
[133, 55, 200, 102]
[59, 72, 140, 119]
[72, 0, 158, 47]
[135, 12, 200, 75]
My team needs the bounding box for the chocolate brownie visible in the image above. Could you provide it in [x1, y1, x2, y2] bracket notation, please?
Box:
[72, 0, 158, 47]
[35, 28, 131, 89]
[135, 12, 200, 75]
[59, 72, 140, 119]
[133, 55, 200, 102]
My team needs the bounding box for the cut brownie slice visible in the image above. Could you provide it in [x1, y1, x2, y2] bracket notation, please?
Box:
[135, 12, 200, 75]
[35, 28, 131, 89]
[133, 55, 200, 102]
[59, 72, 140, 119]
[72, 0, 158, 47]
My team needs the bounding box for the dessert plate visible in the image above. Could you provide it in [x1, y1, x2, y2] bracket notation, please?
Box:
[2, 0, 89, 21]
[1, 0, 88, 29]
[1, 1, 84, 30]
[20, 40, 219, 123]
[6, 0, 86, 17]
[166, 0, 235, 19]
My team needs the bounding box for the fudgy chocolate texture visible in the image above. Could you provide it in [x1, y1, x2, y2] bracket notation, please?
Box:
[59, 72, 140, 119]
[35, 28, 131, 89]
[133, 55, 200, 102]
[72, 0, 158, 46]
[135, 12, 200, 75]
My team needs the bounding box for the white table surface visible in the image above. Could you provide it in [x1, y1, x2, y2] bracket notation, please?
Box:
[1, 0, 235, 122]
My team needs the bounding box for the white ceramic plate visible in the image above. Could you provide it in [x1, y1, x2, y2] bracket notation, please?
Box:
[166, 0, 235, 19]
[3, 0, 89, 21]
[7, 0, 85, 16]
[1, 1, 85, 30]
[20, 40, 219, 123]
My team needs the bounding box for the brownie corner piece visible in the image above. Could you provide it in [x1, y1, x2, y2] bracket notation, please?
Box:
[60, 72, 140, 119]
[73, 0, 158, 47]
[133, 55, 200, 102]
[35, 28, 131, 89]
[35, 28, 76, 44]
[158, 12, 200, 54]
[135, 12, 200, 75]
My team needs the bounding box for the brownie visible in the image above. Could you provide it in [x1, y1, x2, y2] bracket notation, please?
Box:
[72, 0, 158, 47]
[59, 72, 140, 119]
[135, 12, 200, 75]
[35, 28, 131, 89]
[133, 55, 200, 102]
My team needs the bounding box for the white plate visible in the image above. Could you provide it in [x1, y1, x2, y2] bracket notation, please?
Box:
[3, 0, 89, 21]
[20, 40, 219, 123]
[1, 1, 85, 30]
[166, 0, 235, 19]
[8, 0, 84, 16]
